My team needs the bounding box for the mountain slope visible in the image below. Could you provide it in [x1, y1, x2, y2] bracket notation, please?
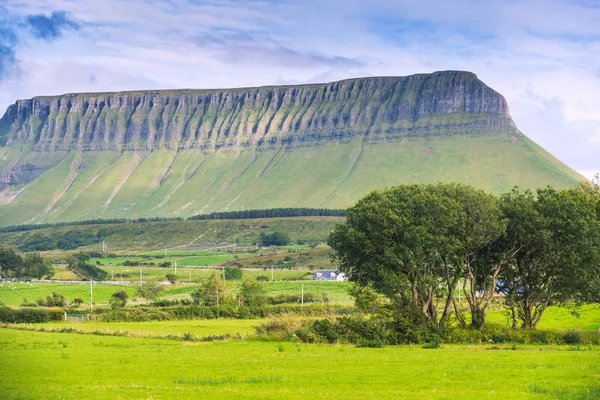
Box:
[0, 71, 584, 227]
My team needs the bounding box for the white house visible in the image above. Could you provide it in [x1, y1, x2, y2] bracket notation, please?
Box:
[312, 270, 348, 281]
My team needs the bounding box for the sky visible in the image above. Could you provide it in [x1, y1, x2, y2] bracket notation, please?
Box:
[0, 0, 598, 179]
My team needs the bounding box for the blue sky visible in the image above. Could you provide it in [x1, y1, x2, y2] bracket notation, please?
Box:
[1, 0, 599, 178]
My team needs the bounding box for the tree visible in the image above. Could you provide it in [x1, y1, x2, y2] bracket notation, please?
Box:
[190, 273, 235, 306]
[260, 232, 290, 246]
[0, 246, 24, 278]
[498, 188, 600, 329]
[239, 278, 267, 307]
[436, 184, 506, 329]
[329, 184, 459, 327]
[23, 253, 54, 279]
[223, 266, 243, 280]
[110, 290, 128, 309]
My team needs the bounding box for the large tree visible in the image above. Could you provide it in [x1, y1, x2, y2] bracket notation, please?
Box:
[329, 183, 506, 328]
[498, 187, 600, 329]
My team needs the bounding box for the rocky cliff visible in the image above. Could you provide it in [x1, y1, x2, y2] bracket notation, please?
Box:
[0, 71, 515, 152]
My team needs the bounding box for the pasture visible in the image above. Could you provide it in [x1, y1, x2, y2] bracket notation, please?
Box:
[0, 328, 598, 399]
[0, 280, 350, 306]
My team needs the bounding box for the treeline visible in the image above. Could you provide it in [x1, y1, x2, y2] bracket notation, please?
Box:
[188, 208, 347, 220]
[0, 217, 183, 233]
[0, 208, 344, 233]
[329, 181, 600, 332]
[0, 247, 54, 279]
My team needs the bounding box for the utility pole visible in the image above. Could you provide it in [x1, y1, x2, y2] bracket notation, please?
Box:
[89, 279, 93, 313]
[233, 242, 236, 254]
[102, 241, 106, 253]
[174, 260, 177, 275]
[140, 268, 143, 286]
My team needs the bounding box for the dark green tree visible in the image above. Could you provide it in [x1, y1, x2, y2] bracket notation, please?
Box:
[23, 253, 55, 279]
[498, 187, 600, 329]
[223, 266, 243, 280]
[110, 290, 128, 309]
[0, 246, 24, 278]
[239, 278, 267, 307]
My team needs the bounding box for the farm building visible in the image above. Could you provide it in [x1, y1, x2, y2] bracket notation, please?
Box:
[312, 270, 348, 281]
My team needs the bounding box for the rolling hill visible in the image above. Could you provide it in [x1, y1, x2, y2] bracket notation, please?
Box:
[0, 70, 584, 227]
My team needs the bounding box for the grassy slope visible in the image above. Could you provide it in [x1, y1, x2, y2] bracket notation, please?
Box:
[0, 132, 584, 227]
[0, 217, 342, 252]
[1, 329, 598, 399]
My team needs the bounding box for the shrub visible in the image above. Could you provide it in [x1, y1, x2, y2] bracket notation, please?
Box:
[563, 330, 583, 345]
[110, 290, 128, 309]
[137, 283, 164, 300]
[165, 274, 177, 284]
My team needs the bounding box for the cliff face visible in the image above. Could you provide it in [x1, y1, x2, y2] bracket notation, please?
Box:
[0, 71, 515, 152]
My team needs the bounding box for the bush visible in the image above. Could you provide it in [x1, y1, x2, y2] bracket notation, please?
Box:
[260, 232, 290, 246]
[165, 274, 177, 284]
[110, 290, 128, 309]
[267, 292, 319, 305]
[137, 283, 164, 300]
[564, 330, 583, 345]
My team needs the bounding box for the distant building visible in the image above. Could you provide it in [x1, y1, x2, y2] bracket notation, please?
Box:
[312, 270, 348, 281]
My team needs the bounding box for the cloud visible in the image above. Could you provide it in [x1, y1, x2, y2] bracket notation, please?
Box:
[26, 11, 79, 40]
[0, 25, 18, 80]
[194, 31, 363, 69]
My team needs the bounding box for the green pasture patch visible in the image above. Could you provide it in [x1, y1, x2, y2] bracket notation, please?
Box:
[29, 318, 260, 338]
[0, 329, 598, 399]
[0, 283, 138, 307]
[486, 303, 600, 332]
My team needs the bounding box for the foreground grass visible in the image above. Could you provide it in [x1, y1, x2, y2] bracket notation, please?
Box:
[17, 318, 261, 338]
[0, 328, 598, 399]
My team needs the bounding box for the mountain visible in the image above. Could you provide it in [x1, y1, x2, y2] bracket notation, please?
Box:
[0, 71, 584, 227]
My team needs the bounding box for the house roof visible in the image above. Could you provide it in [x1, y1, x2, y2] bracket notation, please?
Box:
[313, 270, 344, 280]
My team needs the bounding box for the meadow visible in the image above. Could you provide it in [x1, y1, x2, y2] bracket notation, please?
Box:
[0, 280, 350, 307]
[0, 328, 598, 399]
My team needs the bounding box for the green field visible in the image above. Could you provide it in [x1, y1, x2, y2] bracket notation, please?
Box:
[1, 328, 598, 399]
[0, 282, 140, 306]
[0, 280, 348, 306]
[27, 318, 261, 338]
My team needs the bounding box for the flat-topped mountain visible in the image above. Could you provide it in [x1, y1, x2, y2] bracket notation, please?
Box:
[0, 71, 583, 226]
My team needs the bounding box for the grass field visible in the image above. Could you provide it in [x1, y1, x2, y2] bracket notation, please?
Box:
[0, 282, 140, 306]
[28, 318, 261, 338]
[0, 280, 349, 306]
[0, 328, 598, 399]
